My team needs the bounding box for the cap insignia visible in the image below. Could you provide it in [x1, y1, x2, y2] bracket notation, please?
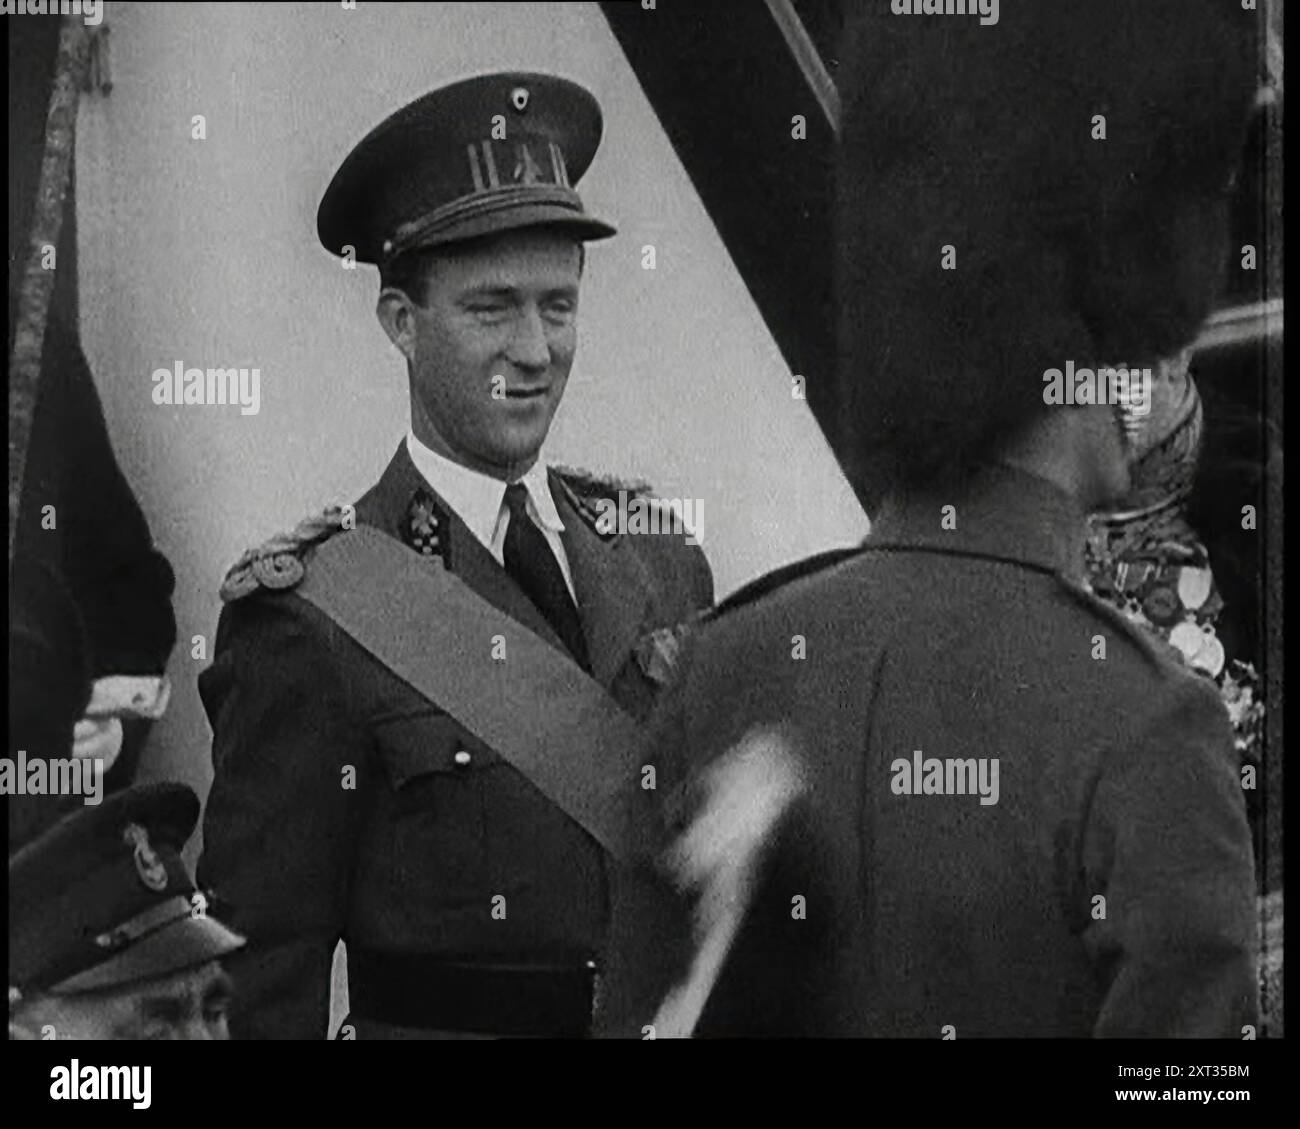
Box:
[123, 822, 168, 892]
[512, 142, 545, 185]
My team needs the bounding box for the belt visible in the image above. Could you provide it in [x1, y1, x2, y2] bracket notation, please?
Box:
[348, 950, 601, 1038]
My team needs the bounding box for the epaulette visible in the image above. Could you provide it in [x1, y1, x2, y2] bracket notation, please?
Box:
[219, 505, 354, 603]
[553, 464, 654, 540]
[553, 464, 653, 500]
[709, 546, 868, 623]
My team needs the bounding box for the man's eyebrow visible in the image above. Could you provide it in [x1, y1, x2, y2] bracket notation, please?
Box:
[456, 285, 517, 301]
[137, 994, 188, 1023]
[456, 283, 579, 301]
[135, 968, 233, 1022]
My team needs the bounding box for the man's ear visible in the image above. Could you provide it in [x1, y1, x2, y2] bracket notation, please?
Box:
[377, 288, 419, 363]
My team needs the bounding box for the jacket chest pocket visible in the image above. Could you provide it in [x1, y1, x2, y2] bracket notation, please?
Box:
[373, 709, 504, 812]
[366, 709, 507, 899]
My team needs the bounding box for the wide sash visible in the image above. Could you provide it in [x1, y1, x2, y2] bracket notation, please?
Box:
[298, 526, 644, 860]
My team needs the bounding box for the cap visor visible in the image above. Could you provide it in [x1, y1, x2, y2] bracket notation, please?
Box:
[50, 914, 247, 995]
[404, 204, 617, 253]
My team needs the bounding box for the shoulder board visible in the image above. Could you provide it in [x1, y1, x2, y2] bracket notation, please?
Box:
[710, 546, 868, 623]
[551, 468, 650, 499]
[219, 505, 354, 603]
[553, 464, 653, 500]
[553, 464, 657, 541]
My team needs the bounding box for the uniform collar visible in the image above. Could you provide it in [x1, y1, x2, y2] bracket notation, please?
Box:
[869, 462, 1088, 581]
[404, 431, 564, 550]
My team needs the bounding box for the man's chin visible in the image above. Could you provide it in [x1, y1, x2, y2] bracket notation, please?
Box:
[474, 434, 549, 478]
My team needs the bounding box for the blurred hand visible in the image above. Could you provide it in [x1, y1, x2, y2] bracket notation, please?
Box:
[653, 728, 806, 1037]
[71, 715, 123, 773]
[83, 675, 170, 721]
[665, 727, 806, 911]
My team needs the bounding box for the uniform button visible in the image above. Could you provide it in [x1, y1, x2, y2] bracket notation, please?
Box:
[453, 749, 472, 767]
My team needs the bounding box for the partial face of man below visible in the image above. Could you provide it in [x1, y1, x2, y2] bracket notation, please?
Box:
[10, 960, 232, 1040]
[378, 227, 584, 481]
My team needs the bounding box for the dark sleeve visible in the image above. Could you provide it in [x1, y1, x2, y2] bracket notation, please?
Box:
[1083, 677, 1258, 1037]
[44, 317, 177, 676]
[594, 630, 702, 1038]
[7, 552, 91, 850]
[198, 594, 366, 1040]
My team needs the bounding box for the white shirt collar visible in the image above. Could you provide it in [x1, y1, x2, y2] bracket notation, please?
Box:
[512, 455, 567, 535]
[405, 431, 564, 553]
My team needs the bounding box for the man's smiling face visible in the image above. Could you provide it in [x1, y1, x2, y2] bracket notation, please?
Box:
[382, 227, 584, 479]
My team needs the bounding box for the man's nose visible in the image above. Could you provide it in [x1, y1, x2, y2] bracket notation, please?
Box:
[504, 307, 550, 370]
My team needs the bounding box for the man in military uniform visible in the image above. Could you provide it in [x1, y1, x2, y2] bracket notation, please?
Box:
[9, 782, 245, 1040]
[198, 73, 713, 1039]
[599, 1, 1259, 1038]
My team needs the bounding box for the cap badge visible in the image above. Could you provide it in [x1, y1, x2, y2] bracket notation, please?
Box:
[123, 822, 168, 892]
[510, 86, 530, 113]
[512, 142, 544, 185]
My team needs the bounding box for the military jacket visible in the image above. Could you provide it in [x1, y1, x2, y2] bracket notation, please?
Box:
[601, 462, 1257, 1038]
[198, 443, 713, 1039]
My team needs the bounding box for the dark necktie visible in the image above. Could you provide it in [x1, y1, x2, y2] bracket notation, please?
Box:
[502, 483, 590, 671]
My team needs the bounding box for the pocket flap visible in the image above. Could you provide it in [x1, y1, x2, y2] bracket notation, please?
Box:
[374, 709, 501, 787]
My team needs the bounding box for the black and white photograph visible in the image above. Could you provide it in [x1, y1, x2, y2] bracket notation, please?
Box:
[6, 0, 1284, 1111]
